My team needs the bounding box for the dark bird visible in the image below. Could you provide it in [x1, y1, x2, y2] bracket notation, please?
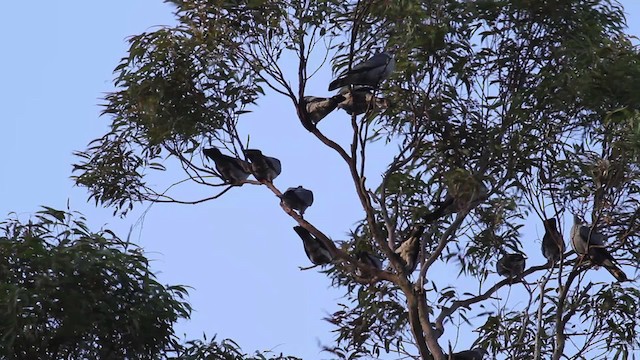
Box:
[496, 253, 526, 280]
[328, 51, 395, 91]
[542, 218, 565, 264]
[303, 95, 346, 124]
[337, 86, 389, 116]
[356, 250, 382, 270]
[244, 149, 281, 183]
[293, 226, 333, 265]
[451, 348, 487, 360]
[394, 225, 424, 273]
[279, 186, 314, 216]
[570, 214, 628, 282]
[203, 147, 251, 185]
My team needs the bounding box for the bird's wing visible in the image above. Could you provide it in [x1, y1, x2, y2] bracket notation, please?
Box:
[266, 157, 282, 175]
[350, 53, 391, 73]
[298, 189, 313, 206]
[579, 225, 606, 246]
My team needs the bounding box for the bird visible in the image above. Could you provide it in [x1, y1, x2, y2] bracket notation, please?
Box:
[450, 348, 487, 360]
[203, 147, 251, 185]
[328, 51, 395, 91]
[496, 253, 526, 280]
[243, 149, 281, 183]
[570, 214, 628, 282]
[394, 225, 424, 273]
[337, 86, 390, 116]
[302, 95, 346, 124]
[356, 250, 382, 270]
[278, 186, 314, 216]
[293, 226, 333, 265]
[541, 218, 565, 264]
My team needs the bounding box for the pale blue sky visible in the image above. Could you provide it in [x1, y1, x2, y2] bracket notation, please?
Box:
[1, 2, 638, 359]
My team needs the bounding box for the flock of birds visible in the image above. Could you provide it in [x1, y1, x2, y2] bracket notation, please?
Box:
[497, 216, 628, 283]
[200, 50, 629, 360]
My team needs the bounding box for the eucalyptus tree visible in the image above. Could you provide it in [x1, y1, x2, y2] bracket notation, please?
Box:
[0, 207, 301, 359]
[73, 0, 640, 359]
[0, 208, 190, 359]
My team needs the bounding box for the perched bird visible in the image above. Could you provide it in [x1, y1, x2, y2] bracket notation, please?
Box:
[303, 95, 346, 124]
[451, 348, 487, 360]
[496, 253, 526, 280]
[203, 147, 251, 185]
[394, 225, 425, 273]
[244, 149, 281, 183]
[293, 226, 333, 265]
[570, 214, 628, 282]
[328, 51, 395, 91]
[279, 186, 314, 216]
[356, 250, 382, 270]
[542, 218, 565, 264]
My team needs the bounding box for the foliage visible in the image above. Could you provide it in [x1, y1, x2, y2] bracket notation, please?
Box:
[73, 0, 640, 359]
[0, 207, 191, 359]
[168, 336, 301, 360]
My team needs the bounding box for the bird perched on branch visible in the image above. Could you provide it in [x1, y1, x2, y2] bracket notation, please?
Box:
[244, 149, 281, 183]
[337, 86, 389, 116]
[302, 95, 346, 124]
[451, 348, 487, 360]
[293, 226, 333, 266]
[395, 225, 424, 274]
[570, 214, 628, 282]
[203, 147, 251, 185]
[328, 51, 395, 91]
[541, 218, 565, 264]
[279, 186, 314, 216]
[496, 253, 526, 281]
[356, 250, 382, 270]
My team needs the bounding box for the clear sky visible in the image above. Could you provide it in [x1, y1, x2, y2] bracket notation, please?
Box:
[1, 2, 639, 359]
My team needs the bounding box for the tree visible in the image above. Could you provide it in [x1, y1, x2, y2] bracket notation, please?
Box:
[72, 0, 640, 359]
[0, 207, 190, 359]
[0, 207, 300, 360]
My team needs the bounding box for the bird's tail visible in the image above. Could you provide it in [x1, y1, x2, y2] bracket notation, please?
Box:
[328, 77, 345, 91]
[602, 260, 628, 282]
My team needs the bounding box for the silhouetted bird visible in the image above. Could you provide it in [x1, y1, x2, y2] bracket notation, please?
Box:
[328, 51, 395, 91]
[356, 250, 382, 270]
[293, 226, 332, 265]
[542, 218, 565, 264]
[496, 253, 526, 280]
[570, 214, 628, 282]
[203, 147, 251, 185]
[279, 186, 314, 216]
[303, 95, 346, 124]
[451, 348, 487, 360]
[244, 149, 281, 183]
[337, 86, 389, 116]
[395, 225, 424, 273]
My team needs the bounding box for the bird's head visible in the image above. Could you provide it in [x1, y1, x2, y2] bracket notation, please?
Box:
[543, 217, 557, 228]
[573, 213, 583, 224]
[203, 147, 221, 157]
[472, 347, 488, 357]
[244, 149, 263, 158]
